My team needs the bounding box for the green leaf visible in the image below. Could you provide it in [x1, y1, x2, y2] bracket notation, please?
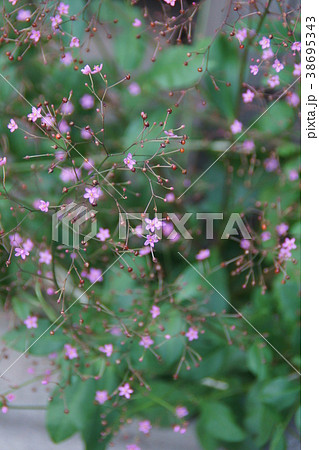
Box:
[260, 377, 300, 411]
[256, 101, 295, 135]
[197, 401, 246, 443]
[247, 342, 272, 380]
[11, 297, 31, 320]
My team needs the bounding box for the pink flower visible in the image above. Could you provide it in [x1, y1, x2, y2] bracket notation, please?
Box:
[61, 101, 74, 115]
[132, 18, 142, 27]
[124, 153, 136, 170]
[261, 231, 271, 241]
[118, 383, 133, 399]
[8, 0, 17, 5]
[91, 64, 103, 74]
[83, 187, 102, 204]
[60, 52, 73, 66]
[235, 28, 247, 43]
[126, 446, 141, 450]
[96, 228, 110, 241]
[60, 167, 81, 183]
[8, 119, 18, 132]
[30, 30, 41, 43]
[145, 217, 162, 233]
[87, 268, 103, 283]
[9, 233, 22, 246]
[176, 406, 189, 418]
[230, 119, 243, 134]
[38, 200, 49, 212]
[272, 59, 284, 73]
[240, 239, 250, 250]
[250, 65, 259, 75]
[163, 0, 176, 6]
[24, 316, 38, 329]
[289, 169, 299, 181]
[70, 36, 80, 47]
[2, 406, 8, 414]
[267, 75, 280, 88]
[81, 128, 92, 139]
[58, 2, 69, 15]
[144, 234, 159, 248]
[282, 237, 297, 251]
[6, 394, 15, 402]
[293, 63, 301, 77]
[262, 48, 274, 60]
[23, 239, 34, 252]
[286, 92, 300, 107]
[242, 89, 255, 103]
[173, 425, 187, 434]
[259, 36, 270, 49]
[15, 248, 29, 260]
[139, 420, 152, 434]
[0, 157, 7, 166]
[79, 94, 94, 109]
[64, 344, 78, 360]
[139, 336, 154, 349]
[276, 223, 289, 236]
[196, 249, 210, 261]
[242, 140, 255, 153]
[291, 41, 301, 52]
[81, 64, 92, 75]
[28, 107, 42, 122]
[185, 327, 198, 342]
[150, 305, 160, 319]
[51, 15, 62, 29]
[99, 344, 113, 357]
[128, 82, 141, 96]
[95, 390, 108, 404]
[264, 157, 279, 172]
[39, 250, 52, 265]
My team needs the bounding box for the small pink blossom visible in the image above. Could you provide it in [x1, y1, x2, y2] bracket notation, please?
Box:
[150, 305, 160, 319]
[176, 406, 189, 418]
[126, 445, 141, 450]
[145, 217, 162, 233]
[262, 48, 274, 60]
[264, 157, 279, 172]
[95, 390, 108, 404]
[276, 223, 289, 236]
[289, 169, 299, 181]
[96, 227, 110, 241]
[70, 36, 80, 48]
[242, 89, 255, 103]
[60, 52, 73, 66]
[51, 15, 62, 29]
[230, 119, 243, 134]
[261, 231, 271, 242]
[259, 36, 270, 49]
[8, 119, 18, 132]
[196, 249, 210, 261]
[267, 75, 280, 88]
[124, 153, 136, 170]
[128, 82, 141, 96]
[132, 18, 142, 27]
[235, 28, 247, 43]
[139, 420, 152, 434]
[118, 383, 133, 399]
[6, 394, 15, 403]
[83, 187, 102, 204]
[38, 200, 49, 212]
[0, 157, 7, 166]
[250, 65, 259, 75]
[272, 59, 284, 73]
[185, 327, 198, 342]
[9, 233, 22, 246]
[144, 234, 159, 248]
[24, 316, 38, 329]
[282, 237, 297, 251]
[28, 107, 42, 122]
[30, 30, 41, 43]
[139, 336, 154, 349]
[1, 406, 8, 414]
[58, 2, 69, 15]
[91, 64, 103, 74]
[64, 344, 78, 360]
[15, 248, 29, 260]
[87, 268, 103, 283]
[163, 0, 176, 5]
[286, 92, 300, 107]
[61, 101, 74, 115]
[240, 239, 251, 250]
[242, 140, 255, 153]
[23, 239, 34, 252]
[81, 64, 92, 75]
[39, 250, 52, 265]
[99, 344, 113, 357]
[80, 94, 94, 109]
[291, 41, 301, 52]
[8, 0, 18, 6]
[293, 63, 301, 77]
